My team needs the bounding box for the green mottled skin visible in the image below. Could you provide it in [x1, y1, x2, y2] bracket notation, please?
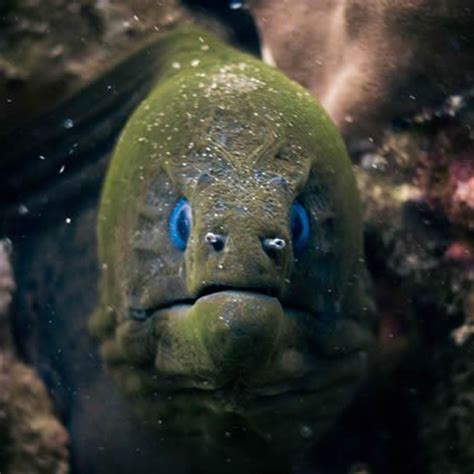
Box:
[90, 25, 376, 471]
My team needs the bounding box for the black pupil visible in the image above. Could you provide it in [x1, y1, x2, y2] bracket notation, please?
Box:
[292, 213, 302, 242]
[177, 208, 190, 242]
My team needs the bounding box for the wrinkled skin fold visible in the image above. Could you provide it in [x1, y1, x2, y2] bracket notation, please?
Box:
[90, 25, 376, 471]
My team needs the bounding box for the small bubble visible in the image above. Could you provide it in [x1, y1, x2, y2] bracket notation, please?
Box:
[65, 217, 71, 224]
[39, 154, 46, 160]
[172, 62, 181, 69]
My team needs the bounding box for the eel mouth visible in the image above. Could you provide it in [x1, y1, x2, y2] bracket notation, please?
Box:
[108, 287, 372, 446]
[121, 287, 372, 398]
[128, 284, 294, 322]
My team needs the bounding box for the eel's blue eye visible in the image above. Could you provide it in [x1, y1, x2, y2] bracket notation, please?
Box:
[291, 201, 310, 253]
[169, 198, 192, 251]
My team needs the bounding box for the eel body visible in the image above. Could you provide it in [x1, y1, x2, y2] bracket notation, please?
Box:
[1, 23, 375, 474]
[91, 25, 376, 472]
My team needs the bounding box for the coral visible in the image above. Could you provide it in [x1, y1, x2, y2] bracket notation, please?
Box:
[356, 99, 474, 341]
[417, 115, 474, 230]
[353, 98, 474, 473]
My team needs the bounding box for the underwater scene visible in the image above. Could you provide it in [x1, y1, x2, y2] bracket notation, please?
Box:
[0, 1, 473, 473]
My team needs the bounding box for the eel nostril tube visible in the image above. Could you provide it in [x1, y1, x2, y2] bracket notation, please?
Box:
[204, 232, 226, 251]
[262, 238, 286, 252]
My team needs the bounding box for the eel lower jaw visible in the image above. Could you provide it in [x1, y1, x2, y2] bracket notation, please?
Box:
[245, 350, 368, 396]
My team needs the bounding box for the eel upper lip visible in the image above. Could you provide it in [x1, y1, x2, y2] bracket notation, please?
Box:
[197, 284, 280, 299]
[128, 285, 282, 321]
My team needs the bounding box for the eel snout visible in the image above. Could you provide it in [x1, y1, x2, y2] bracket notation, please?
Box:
[154, 290, 287, 383]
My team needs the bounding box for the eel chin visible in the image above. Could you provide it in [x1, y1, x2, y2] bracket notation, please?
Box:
[102, 290, 372, 460]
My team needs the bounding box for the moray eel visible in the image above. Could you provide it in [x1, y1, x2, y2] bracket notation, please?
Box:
[89, 25, 376, 471]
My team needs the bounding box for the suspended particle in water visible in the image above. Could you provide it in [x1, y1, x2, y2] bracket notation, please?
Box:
[18, 204, 29, 215]
[299, 424, 313, 439]
[229, 0, 243, 9]
[63, 118, 74, 129]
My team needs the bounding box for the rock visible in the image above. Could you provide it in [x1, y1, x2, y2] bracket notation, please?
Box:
[0, 241, 70, 474]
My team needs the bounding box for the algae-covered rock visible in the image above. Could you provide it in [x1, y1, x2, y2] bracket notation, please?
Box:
[0, 241, 70, 474]
[0, 356, 70, 474]
[421, 324, 474, 474]
[0, 0, 189, 134]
